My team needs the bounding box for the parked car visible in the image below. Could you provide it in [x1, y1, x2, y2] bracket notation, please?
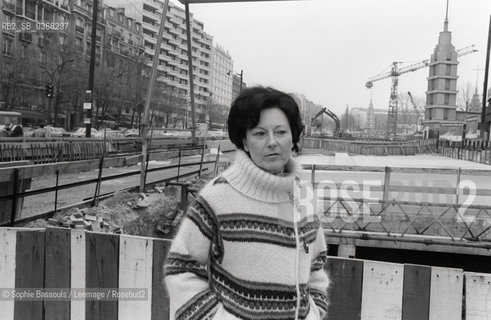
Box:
[71, 127, 98, 137]
[93, 129, 125, 139]
[46, 126, 70, 137]
[122, 128, 139, 137]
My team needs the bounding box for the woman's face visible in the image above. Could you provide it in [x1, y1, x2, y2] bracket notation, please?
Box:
[243, 107, 293, 173]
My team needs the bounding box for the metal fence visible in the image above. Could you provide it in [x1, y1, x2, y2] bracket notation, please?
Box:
[0, 145, 221, 227]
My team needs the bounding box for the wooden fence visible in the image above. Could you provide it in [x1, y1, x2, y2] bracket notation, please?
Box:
[0, 137, 204, 164]
[439, 139, 491, 165]
[1, 227, 490, 320]
[301, 138, 438, 155]
[0, 138, 236, 164]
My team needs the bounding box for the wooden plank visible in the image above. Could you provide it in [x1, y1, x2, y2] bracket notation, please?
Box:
[464, 272, 491, 320]
[14, 230, 45, 320]
[71, 229, 86, 320]
[118, 235, 153, 320]
[460, 169, 491, 176]
[86, 232, 119, 320]
[361, 260, 404, 320]
[152, 239, 171, 320]
[302, 164, 386, 172]
[402, 264, 431, 320]
[0, 154, 137, 182]
[428, 266, 463, 320]
[44, 227, 71, 320]
[325, 257, 363, 320]
[0, 229, 17, 320]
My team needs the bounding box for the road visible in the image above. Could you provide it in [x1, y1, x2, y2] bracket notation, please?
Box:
[20, 153, 227, 219]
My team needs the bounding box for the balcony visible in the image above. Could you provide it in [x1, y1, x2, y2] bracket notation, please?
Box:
[19, 32, 33, 43]
[144, 9, 161, 22]
[2, 1, 15, 13]
[142, 21, 158, 34]
[143, 0, 160, 12]
[75, 25, 84, 34]
[112, 29, 121, 38]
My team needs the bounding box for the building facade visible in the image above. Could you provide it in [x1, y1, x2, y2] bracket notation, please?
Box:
[210, 44, 233, 107]
[105, 0, 213, 129]
[102, 5, 144, 128]
[208, 44, 232, 130]
[423, 15, 461, 138]
[0, 0, 74, 125]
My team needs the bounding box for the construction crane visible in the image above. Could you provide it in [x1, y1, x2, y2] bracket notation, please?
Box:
[407, 91, 424, 131]
[365, 45, 477, 140]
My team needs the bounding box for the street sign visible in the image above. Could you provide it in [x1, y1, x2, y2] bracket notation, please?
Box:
[83, 90, 92, 110]
[83, 117, 91, 124]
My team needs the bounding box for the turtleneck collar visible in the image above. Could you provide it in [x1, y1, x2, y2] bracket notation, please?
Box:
[221, 149, 301, 203]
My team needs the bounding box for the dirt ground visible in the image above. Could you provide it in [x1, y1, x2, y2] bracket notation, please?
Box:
[19, 151, 234, 237]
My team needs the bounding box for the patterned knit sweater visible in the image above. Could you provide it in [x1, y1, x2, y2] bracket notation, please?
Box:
[164, 150, 329, 320]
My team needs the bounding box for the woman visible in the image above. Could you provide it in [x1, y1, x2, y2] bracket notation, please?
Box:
[164, 87, 329, 320]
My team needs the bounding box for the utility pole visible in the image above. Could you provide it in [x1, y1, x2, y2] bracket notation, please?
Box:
[239, 69, 243, 93]
[184, 2, 197, 144]
[139, 0, 169, 192]
[85, 0, 98, 138]
[480, 15, 491, 139]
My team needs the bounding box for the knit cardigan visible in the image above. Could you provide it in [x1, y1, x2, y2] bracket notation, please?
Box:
[164, 150, 329, 320]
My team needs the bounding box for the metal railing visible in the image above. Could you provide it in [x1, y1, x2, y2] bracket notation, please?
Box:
[0, 145, 221, 227]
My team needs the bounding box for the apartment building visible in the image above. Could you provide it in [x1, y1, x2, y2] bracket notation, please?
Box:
[103, 5, 144, 127]
[210, 44, 233, 108]
[105, 0, 213, 129]
[0, 0, 73, 123]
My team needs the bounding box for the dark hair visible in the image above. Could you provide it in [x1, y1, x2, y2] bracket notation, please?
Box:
[228, 86, 304, 152]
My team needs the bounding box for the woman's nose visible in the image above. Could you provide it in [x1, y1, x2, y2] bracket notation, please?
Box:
[266, 132, 277, 147]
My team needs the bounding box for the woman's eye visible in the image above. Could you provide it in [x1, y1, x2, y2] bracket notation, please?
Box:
[276, 130, 287, 135]
[254, 131, 265, 136]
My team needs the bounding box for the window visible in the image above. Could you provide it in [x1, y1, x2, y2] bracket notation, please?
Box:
[20, 44, 27, 59]
[26, 0, 36, 19]
[76, 37, 83, 52]
[443, 108, 449, 120]
[445, 79, 450, 90]
[59, 35, 66, 46]
[2, 36, 13, 56]
[446, 64, 451, 76]
[39, 51, 46, 64]
[444, 93, 450, 105]
[428, 109, 433, 120]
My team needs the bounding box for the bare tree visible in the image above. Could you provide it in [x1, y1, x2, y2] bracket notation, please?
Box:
[39, 33, 86, 125]
[457, 81, 476, 112]
[0, 42, 37, 110]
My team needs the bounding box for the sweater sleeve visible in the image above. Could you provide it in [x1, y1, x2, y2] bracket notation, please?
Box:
[308, 225, 330, 318]
[164, 199, 221, 320]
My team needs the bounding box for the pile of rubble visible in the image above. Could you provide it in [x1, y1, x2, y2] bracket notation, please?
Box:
[24, 171, 220, 238]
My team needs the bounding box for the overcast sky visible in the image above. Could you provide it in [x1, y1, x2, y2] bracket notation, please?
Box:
[175, 0, 491, 115]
